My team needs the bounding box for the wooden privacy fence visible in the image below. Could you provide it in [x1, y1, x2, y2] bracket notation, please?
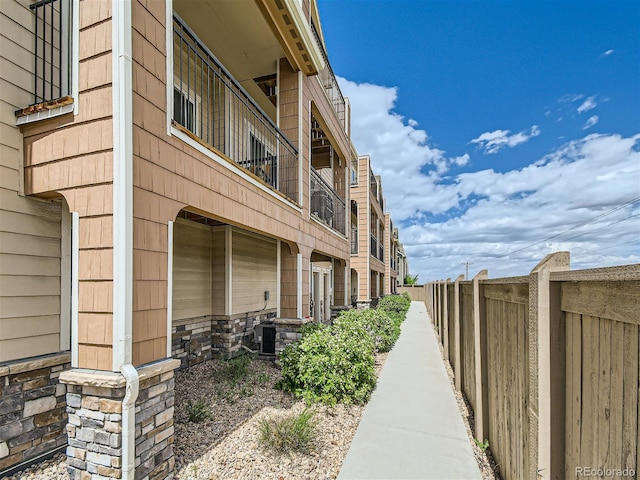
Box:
[406, 253, 640, 480]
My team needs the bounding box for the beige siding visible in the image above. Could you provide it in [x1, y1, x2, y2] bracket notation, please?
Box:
[210, 228, 225, 315]
[0, 0, 68, 362]
[232, 230, 277, 314]
[172, 219, 212, 320]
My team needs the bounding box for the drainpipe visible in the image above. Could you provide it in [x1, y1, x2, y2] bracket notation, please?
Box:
[112, 0, 134, 477]
[120, 364, 139, 480]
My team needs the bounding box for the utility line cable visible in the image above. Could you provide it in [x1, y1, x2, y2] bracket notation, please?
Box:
[560, 213, 639, 243]
[498, 196, 640, 258]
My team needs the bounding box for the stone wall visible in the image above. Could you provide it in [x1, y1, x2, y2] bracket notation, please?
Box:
[65, 383, 125, 479]
[172, 310, 278, 364]
[0, 352, 70, 474]
[171, 317, 212, 370]
[61, 359, 180, 480]
[211, 310, 278, 359]
[134, 366, 176, 480]
[274, 318, 312, 355]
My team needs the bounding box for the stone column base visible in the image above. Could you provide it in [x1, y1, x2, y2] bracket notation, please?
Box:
[356, 300, 371, 310]
[59, 358, 180, 480]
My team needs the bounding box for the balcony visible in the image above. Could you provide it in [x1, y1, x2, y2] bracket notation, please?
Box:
[15, 0, 74, 123]
[173, 15, 298, 203]
[310, 167, 346, 235]
[351, 227, 358, 254]
[310, 20, 346, 129]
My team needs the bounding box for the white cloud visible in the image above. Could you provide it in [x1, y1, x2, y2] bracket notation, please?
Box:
[451, 154, 470, 166]
[583, 115, 599, 130]
[340, 77, 640, 281]
[470, 125, 540, 154]
[577, 95, 598, 113]
[601, 49, 615, 57]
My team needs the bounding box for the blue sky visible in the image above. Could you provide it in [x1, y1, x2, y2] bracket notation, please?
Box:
[317, 0, 640, 281]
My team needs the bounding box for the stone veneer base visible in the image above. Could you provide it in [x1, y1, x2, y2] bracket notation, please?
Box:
[60, 358, 180, 480]
[0, 352, 71, 474]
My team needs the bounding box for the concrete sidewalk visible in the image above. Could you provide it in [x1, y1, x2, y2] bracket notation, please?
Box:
[338, 301, 482, 480]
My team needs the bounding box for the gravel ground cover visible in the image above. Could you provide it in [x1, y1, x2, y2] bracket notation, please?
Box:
[7, 330, 499, 480]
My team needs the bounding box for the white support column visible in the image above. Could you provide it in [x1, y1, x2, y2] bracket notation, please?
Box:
[225, 226, 233, 316]
[166, 221, 174, 357]
[297, 253, 303, 318]
[60, 201, 71, 352]
[277, 240, 281, 317]
[71, 212, 79, 368]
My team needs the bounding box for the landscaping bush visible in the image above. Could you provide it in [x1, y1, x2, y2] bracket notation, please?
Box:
[377, 293, 411, 317]
[258, 407, 318, 454]
[278, 322, 376, 405]
[334, 308, 400, 353]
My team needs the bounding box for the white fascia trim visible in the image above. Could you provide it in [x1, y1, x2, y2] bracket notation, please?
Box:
[71, 0, 80, 115]
[112, 0, 134, 371]
[298, 73, 304, 206]
[170, 127, 302, 213]
[165, 0, 174, 137]
[282, 0, 325, 72]
[71, 212, 79, 368]
[166, 221, 174, 357]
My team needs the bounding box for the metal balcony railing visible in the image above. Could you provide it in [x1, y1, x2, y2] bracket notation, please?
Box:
[310, 20, 346, 129]
[30, 0, 72, 105]
[173, 15, 298, 203]
[351, 227, 358, 254]
[310, 167, 346, 235]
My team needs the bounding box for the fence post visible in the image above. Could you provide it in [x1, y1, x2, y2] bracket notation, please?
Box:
[473, 269, 489, 443]
[443, 278, 451, 359]
[454, 274, 464, 391]
[529, 252, 570, 479]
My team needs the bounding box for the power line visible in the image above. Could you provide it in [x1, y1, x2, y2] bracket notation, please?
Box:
[560, 213, 639, 243]
[593, 239, 640, 253]
[498, 196, 640, 258]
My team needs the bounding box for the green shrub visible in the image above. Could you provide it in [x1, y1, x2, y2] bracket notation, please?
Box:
[186, 398, 211, 422]
[377, 294, 411, 317]
[258, 407, 318, 454]
[278, 323, 376, 405]
[334, 308, 399, 353]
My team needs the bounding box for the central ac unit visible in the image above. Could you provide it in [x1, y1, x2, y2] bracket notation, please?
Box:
[254, 323, 276, 355]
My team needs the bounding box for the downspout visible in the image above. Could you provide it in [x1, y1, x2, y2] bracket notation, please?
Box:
[120, 364, 139, 480]
[112, 0, 136, 478]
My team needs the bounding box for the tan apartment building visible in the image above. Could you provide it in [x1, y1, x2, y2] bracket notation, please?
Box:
[0, 0, 352, 477]
[350, 154, 386, 306]
[383, 215, 399, 294]
[397, 240, 409, 285]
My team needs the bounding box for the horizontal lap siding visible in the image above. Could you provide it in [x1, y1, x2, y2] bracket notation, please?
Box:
[232, 231, 277, 314]
[0, 0, 65, 362]
[172, 220, 212, 321]
[485, 283, 529, 480]
[563, 280, 640, 478]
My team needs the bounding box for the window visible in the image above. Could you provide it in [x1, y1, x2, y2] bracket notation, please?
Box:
[173, 87, 198, 135]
